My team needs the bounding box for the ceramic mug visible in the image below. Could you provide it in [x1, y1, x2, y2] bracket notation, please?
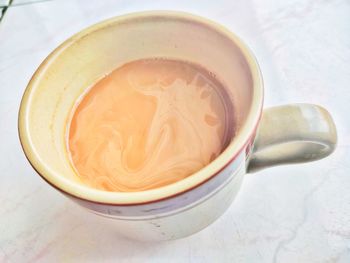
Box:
[18, 11, 337, 241]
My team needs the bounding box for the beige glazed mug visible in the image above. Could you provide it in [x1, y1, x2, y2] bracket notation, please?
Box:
[18, 11, 337, 241]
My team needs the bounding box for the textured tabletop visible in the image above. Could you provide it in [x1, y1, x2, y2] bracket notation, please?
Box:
[1, 0, 349, 262]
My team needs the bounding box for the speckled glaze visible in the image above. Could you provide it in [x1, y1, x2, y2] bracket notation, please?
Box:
[18, 11, 337, 241]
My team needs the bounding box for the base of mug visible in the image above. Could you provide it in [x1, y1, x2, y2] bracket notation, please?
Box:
[83, 169, 245, 242]
[95, 206, 226, 242]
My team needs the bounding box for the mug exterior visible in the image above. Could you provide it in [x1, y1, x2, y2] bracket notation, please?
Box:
[23, 128, 259, 241]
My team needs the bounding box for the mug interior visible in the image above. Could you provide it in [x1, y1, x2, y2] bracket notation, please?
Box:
[18, 11, 263, 204]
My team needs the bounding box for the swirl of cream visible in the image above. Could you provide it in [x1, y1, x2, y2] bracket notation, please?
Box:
[68, 59, 233, 192]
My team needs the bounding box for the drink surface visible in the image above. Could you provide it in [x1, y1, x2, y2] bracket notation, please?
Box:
[68, 59, 234, 192]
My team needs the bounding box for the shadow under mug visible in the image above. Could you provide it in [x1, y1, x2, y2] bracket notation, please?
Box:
[18, 11, 337, 241]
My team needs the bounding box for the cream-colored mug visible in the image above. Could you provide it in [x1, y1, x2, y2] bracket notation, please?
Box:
[18, 11, 337, 241]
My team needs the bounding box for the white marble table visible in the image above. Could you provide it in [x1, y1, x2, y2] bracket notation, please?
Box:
[1, 0, 349, 262]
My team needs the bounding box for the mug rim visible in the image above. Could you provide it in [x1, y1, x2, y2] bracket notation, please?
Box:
[18, 11, 264, 205]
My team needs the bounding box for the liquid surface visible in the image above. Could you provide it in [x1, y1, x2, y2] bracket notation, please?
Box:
[68, 59, 234, 192]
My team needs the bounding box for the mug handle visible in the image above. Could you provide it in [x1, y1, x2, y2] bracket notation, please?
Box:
[247, 104, 337, 172]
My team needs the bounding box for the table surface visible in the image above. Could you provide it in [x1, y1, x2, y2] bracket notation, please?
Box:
[1, 0, 350, 262]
